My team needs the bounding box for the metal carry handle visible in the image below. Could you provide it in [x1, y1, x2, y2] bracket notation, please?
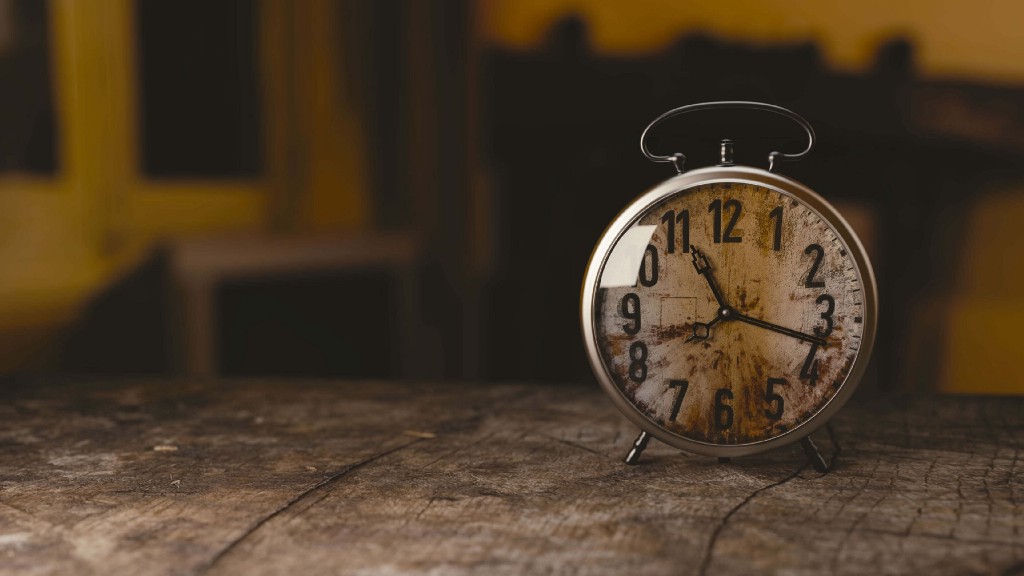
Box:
[639, 101, 816, 173]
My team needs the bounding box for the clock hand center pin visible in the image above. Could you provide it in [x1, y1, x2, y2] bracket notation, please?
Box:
[686, 244, 825, 347]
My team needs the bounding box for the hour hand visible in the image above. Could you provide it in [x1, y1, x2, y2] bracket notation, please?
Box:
[690, 245, 728, 309]
[691, 246, 712, 274]
[685, 316, 721, 342]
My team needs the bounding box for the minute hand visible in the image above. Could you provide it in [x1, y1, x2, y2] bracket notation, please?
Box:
[732, 312, 827, 347]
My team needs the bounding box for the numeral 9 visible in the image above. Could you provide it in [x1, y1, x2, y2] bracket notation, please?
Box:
[621, 293, 641, 335]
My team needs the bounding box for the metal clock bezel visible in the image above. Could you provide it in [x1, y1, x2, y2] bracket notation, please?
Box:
[581, 165, 878, 458]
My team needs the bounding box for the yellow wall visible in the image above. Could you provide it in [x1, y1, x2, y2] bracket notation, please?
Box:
[480, 0, 1024, 82]
[938, 187, 1024, 394]
[0, 0, 369, 372]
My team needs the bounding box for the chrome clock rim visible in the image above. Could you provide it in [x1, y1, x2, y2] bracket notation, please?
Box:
[580, 165, 878, 458]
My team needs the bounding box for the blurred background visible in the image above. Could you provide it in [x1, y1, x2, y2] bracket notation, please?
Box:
[1, 0, 1023, 393]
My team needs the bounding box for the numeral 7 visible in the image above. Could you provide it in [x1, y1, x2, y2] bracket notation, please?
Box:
[667, 379, 689, 421]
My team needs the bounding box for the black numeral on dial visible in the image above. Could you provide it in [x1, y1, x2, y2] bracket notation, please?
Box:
[804, 243, 826, 288]
[764, 377, 786, 420]
[709, 199, 742, 243]
[714, 388, 734, 429]
[667, 379, 689, 421]
[800, 343, 820, 386]
[620, 293, 641, 335]
[661, 209, 690, 254]
[814, 294, 835, 337]
[639, 245, 659, 287]
[628, 342, 648, 383]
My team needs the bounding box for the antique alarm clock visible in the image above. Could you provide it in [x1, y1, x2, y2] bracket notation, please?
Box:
[580, 102, 877, 469]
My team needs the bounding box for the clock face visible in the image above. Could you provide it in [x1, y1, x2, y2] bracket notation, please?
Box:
[590, 177, 869, 448]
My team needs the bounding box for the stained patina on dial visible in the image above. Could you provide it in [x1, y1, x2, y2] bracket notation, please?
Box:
[593, 181, 866, 446]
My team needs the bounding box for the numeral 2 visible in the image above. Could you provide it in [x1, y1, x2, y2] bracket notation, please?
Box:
[804, 243, 826, 288]
[709, 199, 742, 243]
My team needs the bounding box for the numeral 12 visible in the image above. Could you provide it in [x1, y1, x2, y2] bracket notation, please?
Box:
[709, 199, 742, 243]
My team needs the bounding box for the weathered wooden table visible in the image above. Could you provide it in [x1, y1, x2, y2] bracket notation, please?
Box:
[0, 378, 1021, 575]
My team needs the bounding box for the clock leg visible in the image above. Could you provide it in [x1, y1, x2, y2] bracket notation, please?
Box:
[801, 435, 829, 473]
[624, 430, 650, 465]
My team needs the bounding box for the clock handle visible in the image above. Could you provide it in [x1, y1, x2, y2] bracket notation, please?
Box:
[639, 101, 816, 173]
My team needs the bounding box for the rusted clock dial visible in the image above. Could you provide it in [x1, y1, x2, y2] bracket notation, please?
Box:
[581, 102, 877, 465]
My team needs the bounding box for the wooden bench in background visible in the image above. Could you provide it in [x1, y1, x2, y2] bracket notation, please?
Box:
[167, 233, 423, 378]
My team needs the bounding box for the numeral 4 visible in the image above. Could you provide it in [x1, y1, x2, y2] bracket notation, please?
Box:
[800, 343, 820, 386]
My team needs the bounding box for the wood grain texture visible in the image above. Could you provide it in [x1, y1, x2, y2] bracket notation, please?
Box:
[0, 378, 1021, 575]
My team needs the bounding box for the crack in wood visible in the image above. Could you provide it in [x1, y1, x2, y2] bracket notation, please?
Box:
[829, 463, 891, 574]
[541, 434, 608, 459]
[417, 431, 497, 470]
[197, 437, 424, 574]
[698, 465, 809, 576]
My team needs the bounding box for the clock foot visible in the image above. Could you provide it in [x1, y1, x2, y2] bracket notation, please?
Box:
[801, 435, 830, 473]
[624, 431, 650, 465]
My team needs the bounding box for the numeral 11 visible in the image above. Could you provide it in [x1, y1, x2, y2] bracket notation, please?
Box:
[661, 209, 690, 254]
